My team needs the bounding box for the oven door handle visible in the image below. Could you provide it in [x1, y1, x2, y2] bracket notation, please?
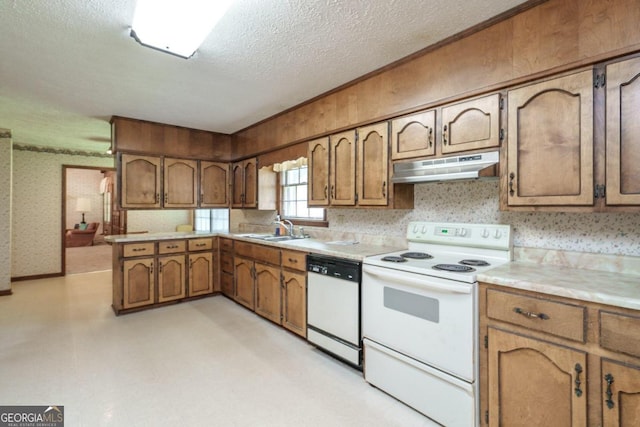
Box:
[363, 265, 472, 294]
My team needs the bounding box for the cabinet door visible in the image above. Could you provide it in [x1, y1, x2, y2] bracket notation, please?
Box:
[488, 327, 587, 427]
[243, 158, 258, 208]
[442, 93, 501, 154]
[123, 258, 155, 309]
[157, 255, 186, 303]
[221, 271, 234, 298]
[254, 263, 282, 324]
[390, 110, 435, 160]
[330, 130, 356, 206]
[357, 122, 389, 206]
[231, 161, 244, 208]
[507, 70, 594, 206]
[188, 252, 213, 297]
[606, 57, 640, 205]
[282, 270, 306, 337]
[200, 161, 229, 207]
[163, 158, 197, 208]
[308, 137, 330, 206]
[120, 154, 161, 208]
[601, 359, 640, 427]
[234, 257, 254, 310]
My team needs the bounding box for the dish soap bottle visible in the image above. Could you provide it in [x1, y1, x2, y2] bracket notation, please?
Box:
[275, 214, 281, 236]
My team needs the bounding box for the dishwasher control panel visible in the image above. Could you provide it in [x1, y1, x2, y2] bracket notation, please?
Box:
[307, 254, 361, 283]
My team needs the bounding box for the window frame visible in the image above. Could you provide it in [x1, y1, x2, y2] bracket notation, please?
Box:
[277, 166, 328, 227]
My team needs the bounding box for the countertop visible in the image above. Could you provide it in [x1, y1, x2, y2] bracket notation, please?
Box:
[105, 231, 406, 261]
[479, 260, 640, 311]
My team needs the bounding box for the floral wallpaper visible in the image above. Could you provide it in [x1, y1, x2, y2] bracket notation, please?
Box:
[0, 134, 12, 291]
[238, 180, 640, 257]
[11, 149, 114, 277]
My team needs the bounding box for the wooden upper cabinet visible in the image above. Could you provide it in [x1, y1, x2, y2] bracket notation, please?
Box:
[330, 130, 357, 206]
[200, 161, 229, 207]
[308, 137, 330, 206]
[488, 327, 587, 427]
[357, 122, 389, 206]
[390, 110, 435, 160]
[163, 158, 198, 208]
[507, 70, 594, 207]
[606, 57, 640, 206]
[231, 158, 258, 208]
[121, 154, 162, 208]
[441, 93, 501, 154]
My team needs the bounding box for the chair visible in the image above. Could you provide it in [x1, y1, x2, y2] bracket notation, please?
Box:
[65, 222, 99, 247]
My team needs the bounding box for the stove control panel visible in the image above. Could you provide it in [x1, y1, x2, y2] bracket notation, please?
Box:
[407, 221, 512, 250]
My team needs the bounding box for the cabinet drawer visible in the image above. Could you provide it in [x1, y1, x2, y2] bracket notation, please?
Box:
[158, 240, 186, 254]
[220, 238, 234, 252]
[600, 310, 640, 358]
[188, 238, 213, 251]
[252, 245, 281, 265]
[282, 249, 307, 271]
[486, 289, 586, 342]
[221, 254, 234, 274]
[123, 242, 155, 257]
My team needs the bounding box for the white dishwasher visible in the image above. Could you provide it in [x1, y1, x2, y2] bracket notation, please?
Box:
[306, 254, 362, 369]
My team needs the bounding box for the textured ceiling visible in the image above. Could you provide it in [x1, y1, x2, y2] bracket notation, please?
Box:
[0, 0, 527, 153]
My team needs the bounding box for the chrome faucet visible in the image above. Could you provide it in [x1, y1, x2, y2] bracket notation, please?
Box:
[274, 219, 295, 236]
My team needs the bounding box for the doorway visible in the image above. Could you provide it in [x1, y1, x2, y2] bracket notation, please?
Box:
[61, 165, 122, 275]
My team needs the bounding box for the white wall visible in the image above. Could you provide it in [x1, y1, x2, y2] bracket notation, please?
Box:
[12, 149, 114, 277]
[0, 131, 12, 291]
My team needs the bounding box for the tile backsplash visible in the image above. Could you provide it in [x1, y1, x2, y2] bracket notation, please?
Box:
[238, 180, 640, 257]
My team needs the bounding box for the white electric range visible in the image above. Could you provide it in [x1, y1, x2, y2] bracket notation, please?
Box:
[362, 221, 512, 427]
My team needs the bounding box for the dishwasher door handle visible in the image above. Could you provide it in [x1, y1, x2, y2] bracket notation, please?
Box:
[363, 265, 472, 294]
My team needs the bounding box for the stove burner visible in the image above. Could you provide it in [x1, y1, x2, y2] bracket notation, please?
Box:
[459, 259, 490, 267]
[381, 256, 407, 263]
[400, 251, 433, 260]
[433, 264, 476, 273]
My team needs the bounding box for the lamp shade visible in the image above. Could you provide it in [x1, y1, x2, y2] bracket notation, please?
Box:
[75, 198, 91, 213]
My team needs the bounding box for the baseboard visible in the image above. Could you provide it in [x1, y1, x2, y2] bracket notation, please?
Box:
[0, 289, 13, 296]
[12, 272, 64, 282]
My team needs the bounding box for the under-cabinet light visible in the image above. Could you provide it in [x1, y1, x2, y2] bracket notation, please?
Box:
[131, 0, 234, 59]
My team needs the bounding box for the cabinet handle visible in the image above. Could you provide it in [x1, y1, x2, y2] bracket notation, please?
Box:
[164, 193, 168, 204]
[200, 193, 204, 204]
[190, 259, 193, 269]
[574, 363, 583, 397]
[150, 261, 153, 275]
[159, 262, 163, 273]
[382, 181, 386, 197]
[132, 248, 147, 252]
[288, 258, 296, 263]
[605, 373, 615, 409]
[513, 307, 549, 320]
[331, 185, 335, 199]
[443, 125, 448, 145]
[324, 185, 328, 199]
[428, 128, 433, 147]
[509, 172, 515, 196]
[155, 193, 160, 203]
[196, 243, 206, 247]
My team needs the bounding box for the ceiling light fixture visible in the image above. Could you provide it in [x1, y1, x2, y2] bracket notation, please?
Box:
[130, 0, 234, 59]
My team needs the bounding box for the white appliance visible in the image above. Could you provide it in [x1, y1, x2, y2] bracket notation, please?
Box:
[362, 221, 512, 427]
[307, 254, 362, 368]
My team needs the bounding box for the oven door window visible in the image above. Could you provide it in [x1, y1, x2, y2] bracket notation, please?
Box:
[384, 287, 439, 323]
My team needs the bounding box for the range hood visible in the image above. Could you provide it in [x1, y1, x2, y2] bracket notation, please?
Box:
[391, 150, 499, 184]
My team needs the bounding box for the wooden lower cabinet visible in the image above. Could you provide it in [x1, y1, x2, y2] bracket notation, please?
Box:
[480, 283, 640, 427]
[487, 327, 587, 426]
[157, 255, 186, 303]
[188, 252, 214, 297]
[254, 263, 281, 324]
[221, 272, 234, 298]
[281, 270, 306, 337]
[601, 359, 640, 426]
[122, 258, 155, 309]
[234, 256, 255, 310]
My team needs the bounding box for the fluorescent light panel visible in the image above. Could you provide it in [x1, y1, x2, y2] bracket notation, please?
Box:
[131, 0, 234, 58]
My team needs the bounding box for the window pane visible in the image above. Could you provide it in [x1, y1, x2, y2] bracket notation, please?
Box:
[279, 163, 324, 222]
[299, 167, 308, 184]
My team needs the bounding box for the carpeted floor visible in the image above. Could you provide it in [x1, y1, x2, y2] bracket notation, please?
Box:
[65, 243, 112, 274]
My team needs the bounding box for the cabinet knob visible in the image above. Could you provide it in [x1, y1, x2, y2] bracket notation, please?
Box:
[382, 181, 386, 197]
[443, 125, 448, 145]
[509, 172, 515, 196]
[605, 373, 615, 409]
